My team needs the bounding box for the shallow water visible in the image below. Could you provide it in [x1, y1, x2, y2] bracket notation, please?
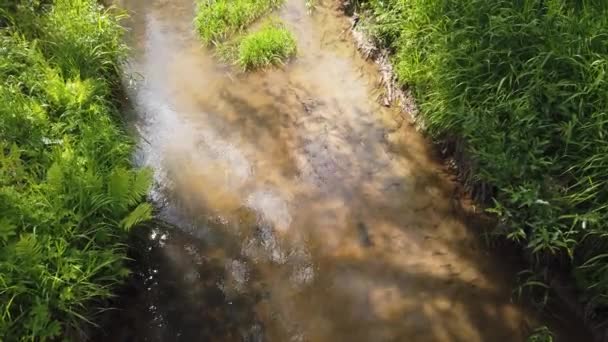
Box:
[108, 0, 585, 340]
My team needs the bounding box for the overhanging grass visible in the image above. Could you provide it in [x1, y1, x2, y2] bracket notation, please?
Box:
[219, 21, 296, 70]
[0, 0, 151, 339]
[359, 0, 608, 312]
[194, 0, 284, 45]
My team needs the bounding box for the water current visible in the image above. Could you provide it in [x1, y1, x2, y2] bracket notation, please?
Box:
[106, 0, 587, 340]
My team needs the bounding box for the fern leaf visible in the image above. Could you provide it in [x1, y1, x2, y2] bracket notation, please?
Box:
[14, 234, 42, 261]
[127, 167, 152, 206]
[120, 203, 152, 231]
[46, 162, 64, 190]
[89, 193, 113, 213]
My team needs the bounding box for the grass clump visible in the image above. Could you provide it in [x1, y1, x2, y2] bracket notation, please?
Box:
[194, 0, 284, 44]
[0, 0, 152, 339]
[234, 22, 296, 70]
[358, 0, 608, 314]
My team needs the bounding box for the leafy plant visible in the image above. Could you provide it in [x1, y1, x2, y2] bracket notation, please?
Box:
[0, 0, 152, 339]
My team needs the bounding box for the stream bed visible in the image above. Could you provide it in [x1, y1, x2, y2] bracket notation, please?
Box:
[105, 0, 587, 340]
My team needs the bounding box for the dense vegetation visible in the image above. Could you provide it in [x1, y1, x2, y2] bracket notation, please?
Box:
[219, 21, 297, 70]
[358, 0, 608, 317]
[194, 0, 284, 45]
[0, 0, 152, 339]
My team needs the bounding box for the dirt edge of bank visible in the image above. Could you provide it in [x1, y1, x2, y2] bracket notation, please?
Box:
[337, 1, 606, 341]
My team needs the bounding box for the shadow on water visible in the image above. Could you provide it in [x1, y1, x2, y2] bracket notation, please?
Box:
[100, 0, 591, 340]
[101, 221, 265, 342]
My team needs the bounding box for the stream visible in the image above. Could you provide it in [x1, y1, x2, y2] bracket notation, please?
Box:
[105, 0, 586, 341]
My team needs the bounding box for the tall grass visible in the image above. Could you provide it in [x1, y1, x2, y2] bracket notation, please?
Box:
[237, 22, 296, 70]
[219, 21, 297, 70]
[359, 0, 608, 313]
[0, 0, 151, 339]
[194, 0, 284, 45]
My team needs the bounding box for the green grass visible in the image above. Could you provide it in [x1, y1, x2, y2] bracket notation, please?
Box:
[222, 22, 297, 70]
[0, 0, 152, 339]
[194, 0, 284, 45]
[358, 0, 608, 314]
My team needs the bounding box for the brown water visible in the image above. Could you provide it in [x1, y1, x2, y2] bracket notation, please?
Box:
[108, 0, 585, 341]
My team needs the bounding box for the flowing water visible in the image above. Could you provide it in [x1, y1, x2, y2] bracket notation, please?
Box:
[107, 0, 586, 340]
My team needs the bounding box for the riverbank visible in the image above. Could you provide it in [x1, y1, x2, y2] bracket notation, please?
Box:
[340, 0, 608, 340]
[0, 1, 151, 339]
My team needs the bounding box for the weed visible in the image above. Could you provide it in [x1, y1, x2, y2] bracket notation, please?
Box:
[194, 0, 284, 45]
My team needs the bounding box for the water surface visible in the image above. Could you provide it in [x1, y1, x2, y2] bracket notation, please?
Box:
[109, 0, 584, 340]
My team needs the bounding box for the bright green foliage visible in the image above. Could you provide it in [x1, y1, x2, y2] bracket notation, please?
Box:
[359, 0, 608, 309]
[194, 0, 284, 45]
[0, 0, 152, 339]
[234, 22, 296, 70]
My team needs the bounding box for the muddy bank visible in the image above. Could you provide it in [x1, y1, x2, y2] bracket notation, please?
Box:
[340, 1, 602, 341]
[341, 1, 493, 203]
[102, 0, 590, 340]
